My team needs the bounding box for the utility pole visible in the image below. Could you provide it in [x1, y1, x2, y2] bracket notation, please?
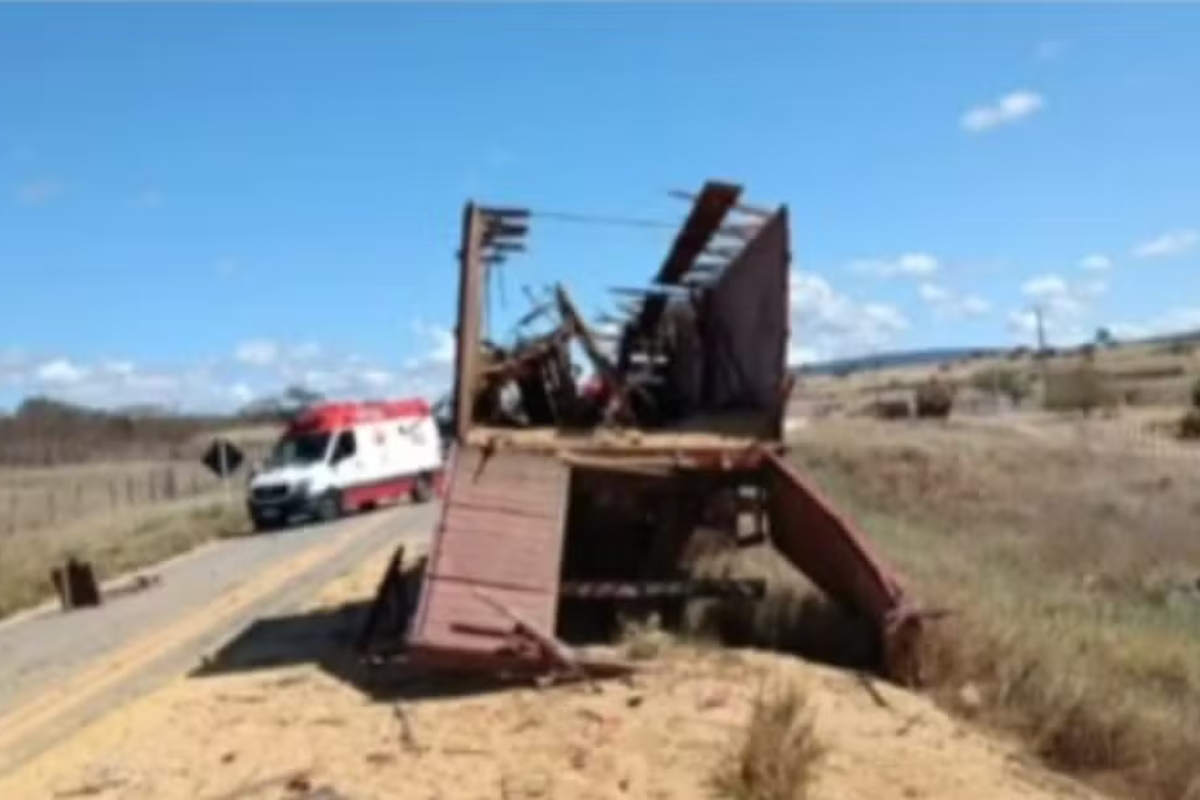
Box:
[450, 202, 529, 443]
[1029, 303, 1047, 356]
[1029, 303, 1050, 406]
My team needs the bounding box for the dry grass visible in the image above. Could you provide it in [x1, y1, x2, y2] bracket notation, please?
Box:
[0, 460, 234, 537]
[786, 420, 1200, 800]
[616, 612, 674, 661]
[687, 546, 879, 672]
[799, 338, 1200, 415]
[711, 679, 824, 800]
[0, 498, 249, 618]
[1181, 409, 1200, 440]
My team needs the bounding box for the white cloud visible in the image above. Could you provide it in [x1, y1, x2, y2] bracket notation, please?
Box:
[1107, 322, 1149, 340]
[2, 342, 445, 412]
[918, 283, 950, 304]
[849, 252, 939, 278]
[1132, 230, 1198, 259]
[228, 383, 255, 404]
[234, 340, 279, 366]
[1021, 273, 1090, 318]
[1, 349, 28, 386]
[35, 358, 89, 385]
[787, 344, 821, 366]
[17, 358, 217, 410]
[100, 360, 137, 377]
[13, 178, 66, 206]
[411, 320, 456, 365]
[1111, 308, 1200, 341]
[1006, 308, 1088, 346]
[789, 272, 908, 364]
[289, 342, 323, 361]
[918, 282, 991, 319]
[959, 295, 992, 316]
[1022, 275, 1069, 297]
[961, 90, 1045, 133]
[124, 372, 182, 392]
[1009, 272, 1109, 345]
[1034, 40, 1067, 63]
[1078, 253, 1112, 272]
[359, 368, 394, 389]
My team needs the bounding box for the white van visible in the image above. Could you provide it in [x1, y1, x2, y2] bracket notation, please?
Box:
[246, 399, 444, 531]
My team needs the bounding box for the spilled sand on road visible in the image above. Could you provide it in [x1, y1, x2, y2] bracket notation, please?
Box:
[0, 548, 1101, 800]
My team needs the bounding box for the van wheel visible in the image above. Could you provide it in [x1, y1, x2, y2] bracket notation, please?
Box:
[251, 514, 282, 533]
[410, 475, 433, 504]
[315, 491, 342, 523]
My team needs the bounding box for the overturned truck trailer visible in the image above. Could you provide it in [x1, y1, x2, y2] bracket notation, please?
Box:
[401, 180, 925, 683]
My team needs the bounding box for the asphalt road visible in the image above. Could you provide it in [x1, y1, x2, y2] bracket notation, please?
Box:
[0, 502, 437, 777]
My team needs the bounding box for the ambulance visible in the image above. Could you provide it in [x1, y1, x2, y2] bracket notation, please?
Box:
[246, 398, 445, 531]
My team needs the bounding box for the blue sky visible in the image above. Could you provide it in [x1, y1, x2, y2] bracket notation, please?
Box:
[3, 4, 1200, 411]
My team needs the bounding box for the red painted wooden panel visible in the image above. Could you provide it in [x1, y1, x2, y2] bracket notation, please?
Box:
[407, 445, 570, 668]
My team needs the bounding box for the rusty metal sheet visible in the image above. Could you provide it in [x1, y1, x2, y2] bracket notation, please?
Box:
[406, 445, 570, 669]
[703, 207, 790, 415]
[624, 181, 742, 347]
[762, 450, 907, 626]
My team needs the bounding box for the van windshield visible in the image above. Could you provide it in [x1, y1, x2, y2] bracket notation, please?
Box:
[265, 431, 331, 468]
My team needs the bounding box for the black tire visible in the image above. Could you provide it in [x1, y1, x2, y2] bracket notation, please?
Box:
[251, 515, 281, 533]
[410, 474, 433, 504]
[315, 491, 342, 523]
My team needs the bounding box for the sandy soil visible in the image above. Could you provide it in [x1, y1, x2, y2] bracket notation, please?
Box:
[0, 548, 1102, 800]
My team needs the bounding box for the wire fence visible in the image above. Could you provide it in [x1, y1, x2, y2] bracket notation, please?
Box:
[0, 452, 268, 538]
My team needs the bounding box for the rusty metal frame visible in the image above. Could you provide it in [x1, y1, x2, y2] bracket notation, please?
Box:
[452, 203, 485, 443]
[619, 181, 742, 368]
[404, 180, 926, 686]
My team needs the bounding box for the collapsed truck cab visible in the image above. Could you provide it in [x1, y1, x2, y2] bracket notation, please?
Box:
[247, 399, 443, 531]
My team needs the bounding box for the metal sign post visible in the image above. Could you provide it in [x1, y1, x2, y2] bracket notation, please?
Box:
[202, 439, 245, 501]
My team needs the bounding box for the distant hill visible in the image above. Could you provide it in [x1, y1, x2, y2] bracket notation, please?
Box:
[0, 396, 278, 467]
[794, 346, 1003, 377]
[1141, 327, 1200, 346]
[794, 327, 1200, 378]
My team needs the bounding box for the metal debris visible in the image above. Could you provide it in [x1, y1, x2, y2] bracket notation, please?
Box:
[394, 179, 925, 685]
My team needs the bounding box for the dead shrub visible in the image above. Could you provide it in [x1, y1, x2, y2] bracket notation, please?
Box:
[696, 586, 878, 672]
[970, 365, 1033, 406]
[685, 546, 879, 671]
[712, 680, 824, 800]
[617, 612, 672, 661]
[913, 378, 954, 419]
[872, 397, 911, 420]
[1180, 409, 1200, 441]
[1043, 362, 1113, 414]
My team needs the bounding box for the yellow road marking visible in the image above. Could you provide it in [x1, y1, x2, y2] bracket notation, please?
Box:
[0, 515, 380, 771]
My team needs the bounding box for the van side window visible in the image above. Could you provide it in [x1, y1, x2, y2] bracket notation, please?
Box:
[331, 430, 357, 462]
[401, 423, 426, 445]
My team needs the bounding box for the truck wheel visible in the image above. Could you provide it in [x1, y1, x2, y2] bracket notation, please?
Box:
[410, 474, 433, 504]
[251, 515, 281, 533]
[315, 491, 342, 523]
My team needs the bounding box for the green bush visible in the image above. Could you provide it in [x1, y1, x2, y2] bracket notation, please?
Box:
[1191, 377, 1200, 410]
